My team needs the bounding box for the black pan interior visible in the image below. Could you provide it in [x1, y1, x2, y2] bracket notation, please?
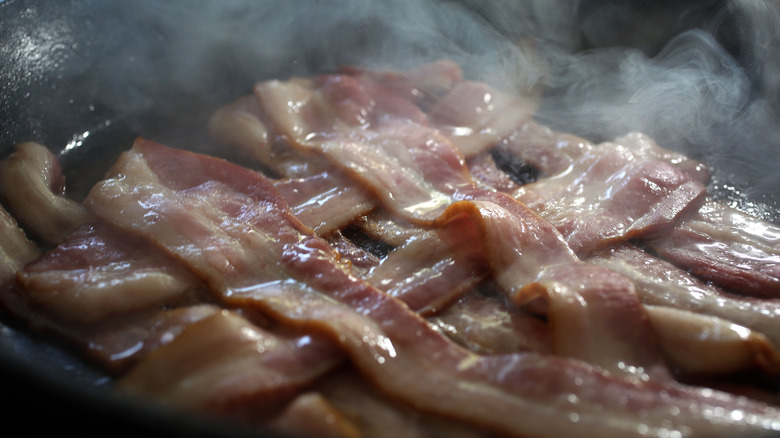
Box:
[2, 0, 779, 435]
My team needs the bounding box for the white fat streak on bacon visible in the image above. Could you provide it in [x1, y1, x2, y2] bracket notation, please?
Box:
[119, 310, 343, 415]
[648, 200, 780, 298]
[273, 171, 375, 235]
[85, 140, 780, 437]
[254, 74, 468, 223]
[495, 120, 595, 177]
[429, 287, 550, 355]
[428, 81, 536, 158]
[310, 368, 497, 438]
[513, 135, 707, 255]
[0, 142, 92, 245]
[18, 221, 199, 323]
[434, 199, 669, 381]
[81, 304, 222, 373]
[251, 69, 689, 382]
[643, 305, 780, 377]
[365, 212, 487, 315]
[588, 244, 780, 351]
[0, 203, 39, 283]
[268, 391, 362, 438]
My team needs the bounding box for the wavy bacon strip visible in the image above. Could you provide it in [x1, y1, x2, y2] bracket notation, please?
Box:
[588, 244, 780, 351]
[18, 221, 200, 323]
[513, 134, 708, 255]
[648, 200, 780, 298]
[429, 286, 550, 355]
[84, 140, 780, 437]
[216, 67, 706, 381]
[0, 203, 39, 283]
[0, 142, 92, 245]
[365, 212, 487, 315]
[273, 171, 375, 235]
[119, 310, 343, 416]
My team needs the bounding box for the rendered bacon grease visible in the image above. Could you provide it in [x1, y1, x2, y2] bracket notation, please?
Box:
[2, 60, 780, 437]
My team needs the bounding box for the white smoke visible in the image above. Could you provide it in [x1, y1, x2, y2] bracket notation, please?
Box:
[15, 0, 779, 214]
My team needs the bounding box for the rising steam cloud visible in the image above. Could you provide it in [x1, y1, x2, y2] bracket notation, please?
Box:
[34, 0, 780, 214]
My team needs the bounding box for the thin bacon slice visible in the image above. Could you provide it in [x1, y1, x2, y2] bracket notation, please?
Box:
[254, 75, 469, 223]
[311, 368, 496, 438]
[17, 221, 200, 323]
[119, 310, 343, 416]
[340, 59, 464, 110]
[429, 286, 550, 355]
[428, 81, 536, 157]
[365, 212, 487, 315]
[513, 136, 707, 255]
[495, 120, 595, 177]
[81, 304, 222, 373]
[0, 203, 39, 283]
[648, 200, 780, 298]
[435, 200, 669, 381]
[84, 140, 780, 437]
[0, 142, 92, 245]
[644, 305, 780, 377]
[273, 171, 375, 234]
[588, 244, 780, 350]
[268, 391, 361, 438]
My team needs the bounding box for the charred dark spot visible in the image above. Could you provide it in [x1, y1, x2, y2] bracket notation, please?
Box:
[490, 147, 540, 186]
[340, 224, 394, 259]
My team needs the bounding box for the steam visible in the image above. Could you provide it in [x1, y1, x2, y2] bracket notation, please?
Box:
[28, 0, 780, 211]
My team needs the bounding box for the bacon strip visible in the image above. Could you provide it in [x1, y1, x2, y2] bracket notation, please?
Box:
[0, 142, 92, 245]
[429, 287, 550, 355]
[644, 305, 780, 377]
[119, 310, 343, 416]
[269, 391, 361, 438]
[0, 203, 39, 283]
[84, 140, 780, 437]
[648, 200, 780, 298]
[365, 212, 487, 315]
[588, 244, 780, 350]
[18, 221, 200, 323]
[273, 171, 375, 234]
[428, 81, 535, 157]
[513, 136, 708, 255]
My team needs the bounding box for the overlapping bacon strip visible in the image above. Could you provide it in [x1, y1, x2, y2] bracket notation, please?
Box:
[1, 59, 780, 438]
[0, 142, 92, 245]
[0, 203, 39, 283]
[82, 139, 780, 437]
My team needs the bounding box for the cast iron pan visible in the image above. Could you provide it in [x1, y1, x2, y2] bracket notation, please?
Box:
[2, 0, 779, 436]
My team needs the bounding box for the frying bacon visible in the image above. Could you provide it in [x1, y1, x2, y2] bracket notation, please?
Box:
[119, 310, 343, 416]
[513, 135, 708, 255]
[365, 212, 487, 315]
[82, 139, 780, 437]
[18, 221, 200, 323]
[644, 305, 780, 377]
[3, 60, 780, 438]
[648, 199, 780, 298]
[588, 244, 780, 351]
[0, 142, 92, 245]
[0, 203, 39, 283]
